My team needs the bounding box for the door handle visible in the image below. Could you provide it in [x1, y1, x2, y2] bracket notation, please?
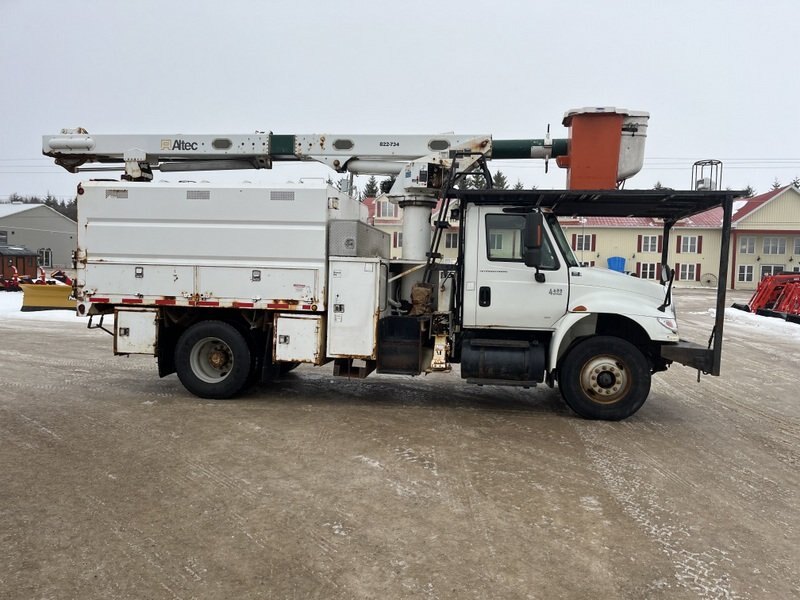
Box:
[479, 286, 491, 307]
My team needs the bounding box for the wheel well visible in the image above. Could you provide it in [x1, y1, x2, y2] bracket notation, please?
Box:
[557, 313, 661, 375]
[595, 313, 649, 347]
[157, 308, 272, 378]
[595, 313, 663, 370]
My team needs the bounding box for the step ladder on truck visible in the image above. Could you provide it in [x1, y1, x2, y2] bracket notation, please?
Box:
[42, 107, 741, 420]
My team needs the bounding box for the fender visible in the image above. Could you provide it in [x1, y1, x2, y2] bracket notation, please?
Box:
[570, 282, 680, 342]
[548, 293, 679, 374]
[548, 311, 594, 371]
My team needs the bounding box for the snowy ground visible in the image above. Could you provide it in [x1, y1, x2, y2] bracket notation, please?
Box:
[719, 305, 800, 340]
[2, 288, 799, 599]
[0, 291, 85, 324]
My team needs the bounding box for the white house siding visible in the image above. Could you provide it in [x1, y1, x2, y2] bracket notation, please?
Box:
[0, 205, 77, 269]
[737, 187, 800, 231]
[563, 224, 723, 287]
[732, 188, 800, 290]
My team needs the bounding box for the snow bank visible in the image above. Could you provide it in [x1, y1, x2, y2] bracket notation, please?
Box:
[0, 291, 86, 324]
[719, 307, 800, 341]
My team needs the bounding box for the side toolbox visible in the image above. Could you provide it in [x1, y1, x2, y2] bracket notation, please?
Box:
[114, 308, 158, 355]
[274, 314, 326, 365]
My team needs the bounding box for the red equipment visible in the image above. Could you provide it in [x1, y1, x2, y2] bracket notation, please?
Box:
[772, 282, 800, 316]
[736, 273, 800, 318]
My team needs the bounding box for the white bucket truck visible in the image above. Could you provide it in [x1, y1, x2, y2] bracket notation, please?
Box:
[44, 108, 737, 419]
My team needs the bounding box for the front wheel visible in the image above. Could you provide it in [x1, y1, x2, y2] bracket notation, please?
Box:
[558, 336, 651, 420]
[174, 320, 251, 399]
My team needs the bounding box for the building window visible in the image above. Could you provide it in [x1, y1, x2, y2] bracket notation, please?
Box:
[0, 230, 7, 245]
[376, 200, 398, 219]
[678, 263, 697, 281]
[763, 237, 786, 255]
[642, 235, 658, 253]
[794, 237, 800, 255]
[37, 248, 52, 268]
[738, 265, 753, 282]
[680, 235, 698, 253]
[760, 264, 784, 278]
[579, 261, 596, 267]
[571, 233, 596, 253]
[392, 232, 403, 248]
[445, 232, 459, 249]
[574, 234, 594, 251]
[640, 263, 658, 280]
[739, 236, 756, 254]
[489, 233, 504, 251]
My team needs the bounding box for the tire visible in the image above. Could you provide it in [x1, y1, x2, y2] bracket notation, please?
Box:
[558, 336, 651, 421]
[174, 320, 252, 399]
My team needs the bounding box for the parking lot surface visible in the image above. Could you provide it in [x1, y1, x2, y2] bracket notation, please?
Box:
[1, 289, 798, 599]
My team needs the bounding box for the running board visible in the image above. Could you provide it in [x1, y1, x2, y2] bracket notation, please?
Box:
[466, 378, 538, 389]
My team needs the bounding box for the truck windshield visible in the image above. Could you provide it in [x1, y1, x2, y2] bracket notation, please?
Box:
[545, 213, 579, 268]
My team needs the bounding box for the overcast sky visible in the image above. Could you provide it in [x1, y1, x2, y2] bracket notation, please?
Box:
[1, 0, 799, 202]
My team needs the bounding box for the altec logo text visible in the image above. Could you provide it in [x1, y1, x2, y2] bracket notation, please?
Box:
[160, 139, 199, 151]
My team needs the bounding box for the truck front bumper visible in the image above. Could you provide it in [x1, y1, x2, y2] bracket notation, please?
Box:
[660, 340, 717, 375]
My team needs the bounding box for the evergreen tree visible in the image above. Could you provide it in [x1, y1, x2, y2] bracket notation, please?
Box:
[653, 181, 665, 190]
[470, 173, 487, 189]
[513, 179, 525, 190]
[363, 175, 379, 197]
[791, 176, 800, 188]
[379, 176, 396, 194]
[492, 170, 509, 190]
[62, 197, 78, 221]
[770, 178, 782, 191]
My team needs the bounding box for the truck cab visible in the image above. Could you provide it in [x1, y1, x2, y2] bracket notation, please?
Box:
[452, 199, 681, 420]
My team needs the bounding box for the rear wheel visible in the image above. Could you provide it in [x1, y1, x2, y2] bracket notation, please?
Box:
[175, 320, 251, 399]
[559, 336, 651, 420]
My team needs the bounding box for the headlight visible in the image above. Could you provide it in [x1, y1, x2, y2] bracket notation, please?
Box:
[657, 317, 678, 333]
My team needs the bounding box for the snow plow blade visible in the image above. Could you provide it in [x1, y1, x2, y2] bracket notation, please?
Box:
[19, 284, 74, 312]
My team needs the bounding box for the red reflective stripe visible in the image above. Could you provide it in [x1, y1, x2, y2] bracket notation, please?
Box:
[122, 298, 143, 304]
[155, 299, 176, 305]
[302, 304, 312, 310]
[233, 302, 254, 308]
[267, 303, 290, 309]
[193, 301, 219, 307]
[90, 297, 110, 303]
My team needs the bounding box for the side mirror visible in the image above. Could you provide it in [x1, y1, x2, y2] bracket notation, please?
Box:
[660, 264, 674, 284]
[523, 212, 544, 268]
[524, 212, 544, 249]
[523, 247, 542, 268]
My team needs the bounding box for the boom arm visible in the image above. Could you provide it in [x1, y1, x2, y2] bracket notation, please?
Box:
[42, 130, 567, 191]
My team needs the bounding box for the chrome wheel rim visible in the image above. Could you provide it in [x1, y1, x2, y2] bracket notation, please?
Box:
[189, 336, 234, 383]
[579, 355, 630, 404]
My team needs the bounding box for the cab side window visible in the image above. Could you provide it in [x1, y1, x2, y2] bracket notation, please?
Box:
[485, 214, 558, 269]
